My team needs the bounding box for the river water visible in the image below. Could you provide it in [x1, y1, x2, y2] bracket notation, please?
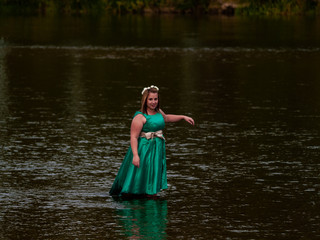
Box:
[0, 15, 320, 239]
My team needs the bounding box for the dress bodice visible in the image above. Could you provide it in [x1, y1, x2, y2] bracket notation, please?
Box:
[134, 111, 165, 132]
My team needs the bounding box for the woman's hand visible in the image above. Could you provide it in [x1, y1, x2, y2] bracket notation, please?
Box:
[132, 155, 140, 168]
[184, 116, 195, 126]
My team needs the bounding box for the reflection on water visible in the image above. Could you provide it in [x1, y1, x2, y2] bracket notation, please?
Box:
[0, 40, 8, 125]
[113, 198, 167, 239]
[0, 15, 320, 239]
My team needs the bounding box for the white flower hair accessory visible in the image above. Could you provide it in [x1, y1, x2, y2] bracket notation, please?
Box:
[141, 85, 159, 95]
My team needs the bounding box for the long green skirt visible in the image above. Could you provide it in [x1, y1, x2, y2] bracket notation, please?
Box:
[109, 137, 167, 196]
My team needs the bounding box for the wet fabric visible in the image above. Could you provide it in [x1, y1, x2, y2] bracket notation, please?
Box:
[109, 111, 167, 196]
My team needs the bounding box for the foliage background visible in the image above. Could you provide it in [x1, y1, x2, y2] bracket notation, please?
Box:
[0, 0, 319, 15]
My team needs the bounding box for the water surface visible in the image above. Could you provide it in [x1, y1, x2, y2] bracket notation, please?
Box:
[0, 15, 320, 239]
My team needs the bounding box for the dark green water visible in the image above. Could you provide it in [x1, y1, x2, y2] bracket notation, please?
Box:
[0, 15, 320, 239]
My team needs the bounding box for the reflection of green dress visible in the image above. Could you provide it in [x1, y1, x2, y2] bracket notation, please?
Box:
[109, 111, 167, 196]
[116, 199, 168, 239]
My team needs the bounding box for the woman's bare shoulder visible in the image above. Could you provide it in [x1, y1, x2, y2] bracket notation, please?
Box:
[133, 112, 146, 123]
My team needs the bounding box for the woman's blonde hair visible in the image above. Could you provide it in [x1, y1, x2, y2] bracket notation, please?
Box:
[140, 87, 160, 114]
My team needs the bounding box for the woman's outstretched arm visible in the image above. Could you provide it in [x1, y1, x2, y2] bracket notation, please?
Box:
[160, 109, 195, 125]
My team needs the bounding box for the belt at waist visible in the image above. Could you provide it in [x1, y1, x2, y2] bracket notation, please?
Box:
[140, 130, 165, 140]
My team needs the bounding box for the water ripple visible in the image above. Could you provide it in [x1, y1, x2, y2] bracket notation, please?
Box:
[3, 44, 320, 54]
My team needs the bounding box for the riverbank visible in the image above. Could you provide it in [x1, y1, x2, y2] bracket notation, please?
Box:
[0, 0, 319, 15]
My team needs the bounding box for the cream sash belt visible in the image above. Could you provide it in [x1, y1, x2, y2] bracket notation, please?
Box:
[140, 130, 165, 140]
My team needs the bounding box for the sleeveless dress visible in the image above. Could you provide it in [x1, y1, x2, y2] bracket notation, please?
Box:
[109, 111, 167, 196]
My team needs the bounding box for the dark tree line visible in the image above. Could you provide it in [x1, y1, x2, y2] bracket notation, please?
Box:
[0, 0, 319, 14]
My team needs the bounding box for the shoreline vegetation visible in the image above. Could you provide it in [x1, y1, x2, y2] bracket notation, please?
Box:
[0, 0, 319, 15]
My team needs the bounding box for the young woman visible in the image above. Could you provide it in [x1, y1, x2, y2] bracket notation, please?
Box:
[109, 85, 194, 197]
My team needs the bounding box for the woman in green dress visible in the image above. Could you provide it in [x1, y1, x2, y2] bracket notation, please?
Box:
[109, 85, 194, 197]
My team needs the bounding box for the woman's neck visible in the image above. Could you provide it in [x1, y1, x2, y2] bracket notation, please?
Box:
[147, 109, 157, 115]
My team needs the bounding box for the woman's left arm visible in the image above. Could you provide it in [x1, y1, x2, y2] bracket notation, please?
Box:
[160, 109, 195, 126]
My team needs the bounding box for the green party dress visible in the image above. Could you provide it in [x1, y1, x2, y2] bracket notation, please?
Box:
[109, 111, 167, 196]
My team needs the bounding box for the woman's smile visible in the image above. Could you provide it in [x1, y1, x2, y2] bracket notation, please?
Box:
[147, 92, 158, 111]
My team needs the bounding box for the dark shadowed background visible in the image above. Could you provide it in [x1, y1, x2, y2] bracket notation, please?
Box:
[0, 15, 320, 239]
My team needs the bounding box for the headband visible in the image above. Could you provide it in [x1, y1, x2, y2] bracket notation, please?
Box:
[141, 85, 159, 95]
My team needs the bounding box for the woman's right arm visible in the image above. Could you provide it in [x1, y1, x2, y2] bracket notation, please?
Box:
[130, 114, 145, 168]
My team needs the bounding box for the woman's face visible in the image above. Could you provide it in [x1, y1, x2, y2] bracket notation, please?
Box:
[146, 92, 159, 111]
